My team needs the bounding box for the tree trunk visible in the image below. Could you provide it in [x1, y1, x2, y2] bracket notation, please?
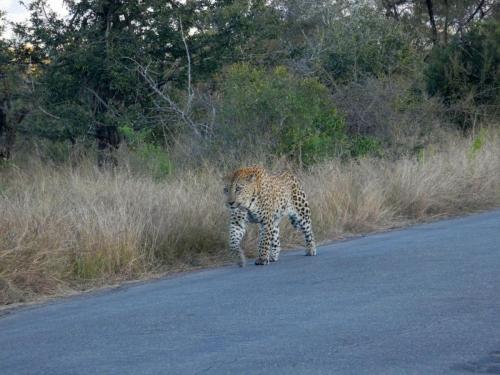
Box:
[0, 103, 14, 160]
[0, 104, 8, 160]
[443, 0, 449, 45]
[93, 0, 120, 167]
[96, 122, 120, 168]
[0, 103, 26, 160]
[424, 0, 438, 44]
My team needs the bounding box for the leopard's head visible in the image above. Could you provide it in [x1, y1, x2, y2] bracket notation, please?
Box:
[223, 167, 262, 210]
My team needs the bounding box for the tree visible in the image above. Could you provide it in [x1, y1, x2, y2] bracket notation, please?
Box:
[425, 18, 500, 128]
[315, 5, 420, 84]
[13, 0, 188, 163]
[380, 0, 497, 45]
[0, 12, 30, 160]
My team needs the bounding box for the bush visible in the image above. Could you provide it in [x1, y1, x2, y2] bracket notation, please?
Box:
[332, 76, 450, 154]
[218, 64, 350, 165]
[425, 20, 500, 129]
[317, 6, 420, 83]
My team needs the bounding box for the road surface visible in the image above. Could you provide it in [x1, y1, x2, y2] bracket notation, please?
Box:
[1, 210, 500, 374]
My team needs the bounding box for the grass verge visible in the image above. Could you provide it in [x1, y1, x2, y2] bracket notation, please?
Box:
[1, 133, 499, 305]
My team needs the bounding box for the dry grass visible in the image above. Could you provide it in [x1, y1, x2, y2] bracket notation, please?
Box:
[0, 164, 228, 304]
[1, 133, 500, 305]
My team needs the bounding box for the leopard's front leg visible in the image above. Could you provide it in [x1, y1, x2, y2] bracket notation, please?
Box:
[269, 224, 281, 262]
[229, 209, 248, 267]
[255, 221, 273, 265]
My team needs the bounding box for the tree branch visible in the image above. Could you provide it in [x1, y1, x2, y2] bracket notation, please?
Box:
[179, 17, 194, 114]
[458, 0, 486, 34]
[128, 58, 201, 137]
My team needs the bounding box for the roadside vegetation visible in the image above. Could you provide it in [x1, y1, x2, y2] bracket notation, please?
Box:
[1, 0, 499, 304]
[2, 132, 499, 304]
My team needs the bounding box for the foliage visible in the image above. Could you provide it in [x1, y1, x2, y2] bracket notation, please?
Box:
[119, 126, 172, 179]
[317, 6, 420, 83]
[202, 0, 285, 72]
[137, 143, 173, 180]
[425, 19, 500, 128]
[379, 0, 497, 45]
[12, 0, 158, 142]
[468, 128, 487, 159]
[0, 14, 33, 159]
[219, 64, 351, 165]
[1, 0, 498, 163]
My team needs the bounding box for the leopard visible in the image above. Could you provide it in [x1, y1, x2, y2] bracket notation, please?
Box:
[223, 166, 317, 266]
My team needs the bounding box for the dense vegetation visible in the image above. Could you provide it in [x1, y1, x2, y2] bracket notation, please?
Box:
[0, 0, 499, 304]
[1, 0, 498, 167]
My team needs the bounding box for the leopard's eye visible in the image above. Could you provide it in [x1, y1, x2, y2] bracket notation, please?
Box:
[223, 186, 229, 194]
[235, 185, 242, 193]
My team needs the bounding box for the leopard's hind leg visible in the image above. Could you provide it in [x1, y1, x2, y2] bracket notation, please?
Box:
[289, 209, 316, 256]
[288, 186, 317, 256]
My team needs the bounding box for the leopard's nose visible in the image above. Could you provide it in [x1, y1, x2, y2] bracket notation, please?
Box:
[228, 201, 235, 207]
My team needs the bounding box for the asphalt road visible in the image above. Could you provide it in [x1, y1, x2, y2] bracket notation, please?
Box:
[1, 210, 500, 375]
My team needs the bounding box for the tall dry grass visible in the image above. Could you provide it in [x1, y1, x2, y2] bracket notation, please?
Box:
[0, 164, 228, 304]
[1, 133, 500, 305]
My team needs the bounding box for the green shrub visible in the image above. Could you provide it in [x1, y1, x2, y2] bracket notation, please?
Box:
[219, 64, 349, 165]
[118, 126, 172, 179]
[137, 143, 172, 180]
[319, 6, 419, 83]
[468, 128, 488, 160]
[351, 136, 382, 157]
[425, 20, 500, 128]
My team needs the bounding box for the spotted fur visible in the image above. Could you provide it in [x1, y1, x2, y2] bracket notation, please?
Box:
[223, 166, 316, 266]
